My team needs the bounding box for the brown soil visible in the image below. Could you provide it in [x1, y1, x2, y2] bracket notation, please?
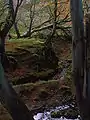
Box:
[0, 79, 74, 120]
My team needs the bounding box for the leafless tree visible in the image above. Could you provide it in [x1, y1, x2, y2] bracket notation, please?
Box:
[22, 0, 36, 37]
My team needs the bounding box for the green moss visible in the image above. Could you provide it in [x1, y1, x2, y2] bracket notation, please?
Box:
[33, 69, 54, 78]
[64, 108, 78, 119]
[14, 80, 59, 93]
[6, 38, 44, 52]
[51, 111, 62, 118]
[51, 108, 78, 119]
[12, 69, 55, 85]
[8, 37, 44, 43]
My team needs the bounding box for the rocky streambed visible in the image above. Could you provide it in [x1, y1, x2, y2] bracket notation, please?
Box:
[33, 104, 80, 120]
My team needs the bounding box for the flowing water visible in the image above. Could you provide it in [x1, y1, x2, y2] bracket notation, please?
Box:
[33, 105, 80, 120]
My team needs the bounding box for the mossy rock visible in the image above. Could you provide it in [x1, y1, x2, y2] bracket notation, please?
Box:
[51, 108, 78, 119]
[6, 44, 58, 72]
[51, 111, 63, 118]
[12, 69, 55, 85]
[64, 108, 78, 119]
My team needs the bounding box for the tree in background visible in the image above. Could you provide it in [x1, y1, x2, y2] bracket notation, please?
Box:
[22, 0, 36, 37]
[11, 0, 70, 39]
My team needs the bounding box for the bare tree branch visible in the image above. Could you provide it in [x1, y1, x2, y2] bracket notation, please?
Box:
[0, 0, 23, 39]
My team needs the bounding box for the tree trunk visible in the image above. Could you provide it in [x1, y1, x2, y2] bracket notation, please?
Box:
[51, 0, 57, 38]
[22, 0, 36, 38]
[86, 13, 90, 99]
[0, 54, 34, 120]
[0, 36, 5, 67]
[14, 22, 20, 38]
[23, 17, 33, 38]
[70, 0, 90, 120]
[45, 0, 57, 47]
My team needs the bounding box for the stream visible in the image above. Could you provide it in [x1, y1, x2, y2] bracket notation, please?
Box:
[33, 105, 80, 120]
[33, 60, 74, 120]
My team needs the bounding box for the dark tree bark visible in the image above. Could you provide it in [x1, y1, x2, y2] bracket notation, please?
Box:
[70, 0, 90, 120]
[14, 22, 20, 38]
[0, 1, 34, 120]
[51, 0, 57, 38]
[0, 61, 34, 120]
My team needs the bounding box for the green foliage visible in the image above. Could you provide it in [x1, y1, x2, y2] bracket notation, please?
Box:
[51, 111, 63, 118]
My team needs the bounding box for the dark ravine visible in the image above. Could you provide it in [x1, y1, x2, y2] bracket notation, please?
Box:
[10, 59, 71, 85]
